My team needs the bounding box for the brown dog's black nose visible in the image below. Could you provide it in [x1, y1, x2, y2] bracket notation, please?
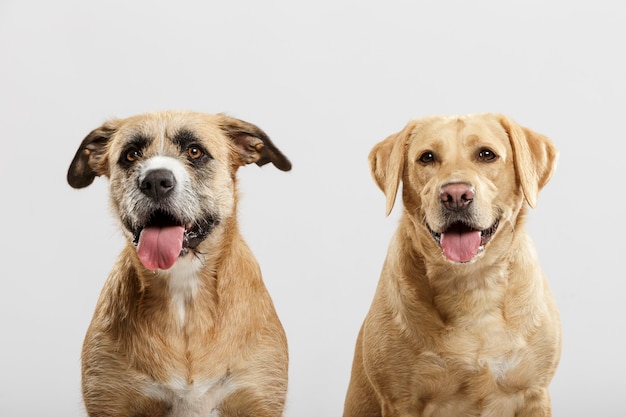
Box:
[440, 183, 474, 210]
[140, 169, 176, 201]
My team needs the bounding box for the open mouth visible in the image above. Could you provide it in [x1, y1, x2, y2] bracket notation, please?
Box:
[429, 219, 499, 263]
[131, 209, 218, 271]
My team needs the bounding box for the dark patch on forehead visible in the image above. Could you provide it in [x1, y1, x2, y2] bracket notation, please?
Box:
[172, 129, 200, 150]
[127, 133, 152, 150]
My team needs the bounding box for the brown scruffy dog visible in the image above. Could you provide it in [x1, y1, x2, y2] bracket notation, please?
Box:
[67, 111, 291, 417]
[344, 113, 561, 417]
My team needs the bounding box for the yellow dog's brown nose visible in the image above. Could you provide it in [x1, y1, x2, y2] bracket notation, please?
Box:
[440, 183, 474, 210]
[140, 169, 177, 201]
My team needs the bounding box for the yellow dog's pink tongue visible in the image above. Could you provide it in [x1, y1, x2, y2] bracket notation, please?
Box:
[136, 226, 185, 270]
[441, 230, 481, 263]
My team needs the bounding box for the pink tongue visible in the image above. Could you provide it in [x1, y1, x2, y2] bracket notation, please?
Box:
[440, 230, 481, 263]
[136, 226, 185, 270]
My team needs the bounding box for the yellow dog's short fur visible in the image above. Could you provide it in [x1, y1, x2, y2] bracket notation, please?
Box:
[344, 114, 561, 417]
[67, 111, 290, 417]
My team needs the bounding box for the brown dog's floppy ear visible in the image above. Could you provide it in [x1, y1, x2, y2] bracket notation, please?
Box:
[369, 121, 414, 216]
[67, 121, 119, 188]
[218, 114, 292, 171]
[499, 115, 558, 208]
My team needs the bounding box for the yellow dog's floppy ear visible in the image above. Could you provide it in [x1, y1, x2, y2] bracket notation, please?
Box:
[67, 120, 120, 188]
[369, 121, 415, 216]
[499, 115, 559, 208]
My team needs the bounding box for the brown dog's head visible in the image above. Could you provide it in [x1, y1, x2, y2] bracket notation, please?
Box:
[67, 111, 291, 271]
[369, 113, 557, 264]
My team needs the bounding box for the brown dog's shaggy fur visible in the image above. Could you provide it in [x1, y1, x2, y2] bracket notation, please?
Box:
[67, 111, 290, 417]
[344, 113, 561, 417]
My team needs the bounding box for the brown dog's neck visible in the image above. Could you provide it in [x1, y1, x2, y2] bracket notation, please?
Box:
[109, 218, 260, 329]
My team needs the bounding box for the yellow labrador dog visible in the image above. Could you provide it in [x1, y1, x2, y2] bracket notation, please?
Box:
[67, 111, 290, 417]
[344, 114, 561, 417]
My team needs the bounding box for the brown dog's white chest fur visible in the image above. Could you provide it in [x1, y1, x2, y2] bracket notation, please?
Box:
[162, 255, 204, 326]
[344, 113, 561, 417]
[140, 370, 237, 417]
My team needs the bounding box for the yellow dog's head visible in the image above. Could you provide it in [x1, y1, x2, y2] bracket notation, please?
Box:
[369, 113, 557, 264]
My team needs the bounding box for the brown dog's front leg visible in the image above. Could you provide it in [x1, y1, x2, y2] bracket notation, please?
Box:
[217, 387, 287, 417]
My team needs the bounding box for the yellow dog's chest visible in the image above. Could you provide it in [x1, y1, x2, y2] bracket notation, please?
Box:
[407, 317, 534, 416]
[439, 314, 529, 384]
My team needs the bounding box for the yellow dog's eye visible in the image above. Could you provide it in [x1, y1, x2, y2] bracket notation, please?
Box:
[478, 148, 498, 162]
[126, 149, 142, 162]
[187, 146, 203, 159]
[419, 151, 436, 164]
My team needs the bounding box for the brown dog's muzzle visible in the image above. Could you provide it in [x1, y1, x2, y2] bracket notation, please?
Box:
[125, 166, 220, 271]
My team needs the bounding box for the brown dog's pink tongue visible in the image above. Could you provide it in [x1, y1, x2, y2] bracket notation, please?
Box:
[441, 230, 481, 263]
[136, 226, 185, 270]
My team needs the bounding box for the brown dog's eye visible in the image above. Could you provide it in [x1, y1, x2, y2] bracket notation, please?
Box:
[187, 146, 203, 160]
[126, 149, 142, 162]
[419, 151, 436, 164]
[477, 148, 498, 162]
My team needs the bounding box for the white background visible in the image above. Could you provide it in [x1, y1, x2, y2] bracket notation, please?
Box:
[1, 1, 624, 416]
